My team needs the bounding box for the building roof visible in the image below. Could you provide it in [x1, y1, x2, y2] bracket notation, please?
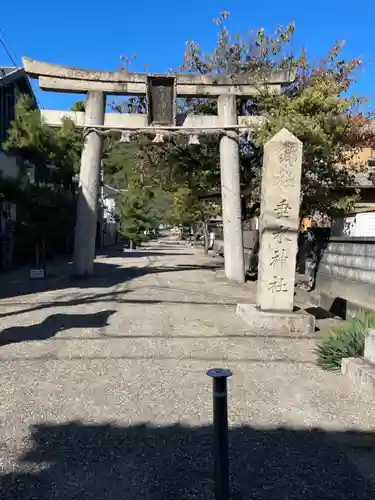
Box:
[0, 67, 18, 76]
[0, 66, 37, 106]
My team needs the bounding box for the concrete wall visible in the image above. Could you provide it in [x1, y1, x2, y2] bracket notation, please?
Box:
[315, 236, 375, 312]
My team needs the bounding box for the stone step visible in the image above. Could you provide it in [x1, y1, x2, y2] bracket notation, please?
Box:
[364, 329, 375, 364]
[0, 335, 317, 364]
[341, 358, 375, 399]
[341, 330, 375, 400]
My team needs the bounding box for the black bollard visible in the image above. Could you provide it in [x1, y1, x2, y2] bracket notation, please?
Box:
[207, 368, 233, 500]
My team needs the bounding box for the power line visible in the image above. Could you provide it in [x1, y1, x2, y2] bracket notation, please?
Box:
[0, 29, 44, 109]
[0, 35, 18, 68]
[0, 27, 21, 67]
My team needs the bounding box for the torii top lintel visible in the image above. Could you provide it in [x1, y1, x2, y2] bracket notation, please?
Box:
[22, 57, 296, 97]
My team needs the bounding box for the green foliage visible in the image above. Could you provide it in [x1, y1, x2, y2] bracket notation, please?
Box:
[163, 136, 221, 224]
[2, 94, 48, 167]
[0, 173, 75, 241]
[103, 131, 220, 232]
[71, 101, 85, 112]
[0, 173, 25, 208]
[97, 12, 375, 235]
[170, 186, 219, 226]
[252, 44, 373, 216]
[315, 313, 375, 372]
[1, 94, 80, 264]
[3, 94, 83, 185]
[103, 139, 141, 188]
[115, 182, 172, 244]
[177, 12, 374, 218]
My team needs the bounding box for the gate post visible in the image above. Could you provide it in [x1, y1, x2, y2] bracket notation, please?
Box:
[73, 91, 106, 277]
[218, 95, 245, 283]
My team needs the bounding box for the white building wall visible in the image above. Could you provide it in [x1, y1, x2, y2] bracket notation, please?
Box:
[102, 197, 117, 247]
[331, 212, 375, 237]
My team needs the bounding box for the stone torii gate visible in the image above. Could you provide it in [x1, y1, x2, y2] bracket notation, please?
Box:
[22, 57, 295, 282]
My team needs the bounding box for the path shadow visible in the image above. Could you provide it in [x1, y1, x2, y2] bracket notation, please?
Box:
[305, 306, 335, 320]
[97, 250, 194, 258]
[329, 296, 348, 319]
[0, 310, 116, 346]
[143, 245, 189, 251]
[0, 293, 237, 320]
[1, 421, 374, 499]
[0, 260, 221, 302]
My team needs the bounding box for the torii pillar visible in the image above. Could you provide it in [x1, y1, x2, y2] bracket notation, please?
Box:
[73, 91, 105, 277]
[218, 95, 245, 283]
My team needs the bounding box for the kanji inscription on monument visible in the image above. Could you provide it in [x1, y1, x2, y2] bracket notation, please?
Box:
[256, 128, 303, 312]
[275, 141, 298, 191]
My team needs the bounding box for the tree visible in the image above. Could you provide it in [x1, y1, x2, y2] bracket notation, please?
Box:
[111, 12, 373, 226]
[115, 181, 172, 246]
[160, 136, 221, 251]
[71, 101, 85, 112]
[3, 95, 83, 187]
[169, 186, 220, 252]
[3, 95, 50, 172]
[179, 12, 374, 218]
[87, 13, 375, 249]
[102, 138, 142, 188]
[2, 94, 82, 266]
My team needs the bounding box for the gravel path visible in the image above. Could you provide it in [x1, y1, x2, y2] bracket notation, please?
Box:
[0, 238, 375, 499]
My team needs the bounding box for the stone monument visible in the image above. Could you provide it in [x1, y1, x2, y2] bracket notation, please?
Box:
[237, 128, 315, 334]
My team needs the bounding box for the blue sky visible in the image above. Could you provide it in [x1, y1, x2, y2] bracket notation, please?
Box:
[1, 0, 375, 111]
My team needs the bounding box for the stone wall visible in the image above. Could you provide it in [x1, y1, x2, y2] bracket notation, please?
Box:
[315, 236, 375, 313]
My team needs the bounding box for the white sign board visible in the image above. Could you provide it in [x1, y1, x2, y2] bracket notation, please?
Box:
[30, 269, 45, 279]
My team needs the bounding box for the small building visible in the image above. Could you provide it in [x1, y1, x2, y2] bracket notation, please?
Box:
[97, 184, 122, 248]
[331, 147, 375, 237]
[0, 66, 38, 269]
[315, 144, 375, 316]
[0, 67, 37, 181]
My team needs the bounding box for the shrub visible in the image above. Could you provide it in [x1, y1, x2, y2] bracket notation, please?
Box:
[315, 312, 375, 372]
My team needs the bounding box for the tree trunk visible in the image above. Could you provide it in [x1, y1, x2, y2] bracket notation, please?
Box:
[203, 220, 209, 255]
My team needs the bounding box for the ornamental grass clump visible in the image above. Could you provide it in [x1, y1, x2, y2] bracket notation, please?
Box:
[315, 312, 375, 372]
